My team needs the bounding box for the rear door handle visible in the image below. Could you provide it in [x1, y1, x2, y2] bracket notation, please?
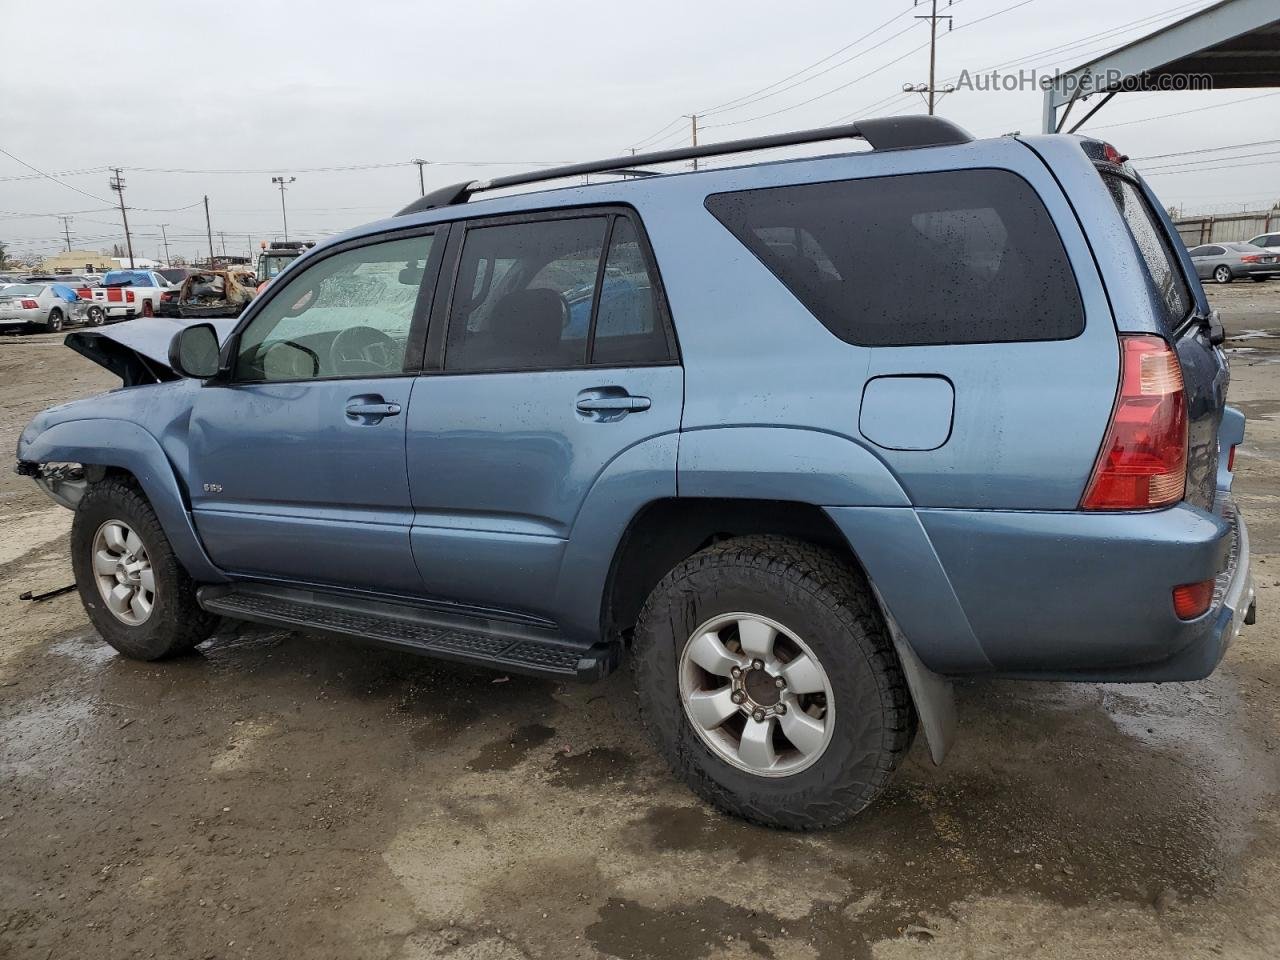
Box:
[575, 396, 651, 414]
[345, 398, 401, 422]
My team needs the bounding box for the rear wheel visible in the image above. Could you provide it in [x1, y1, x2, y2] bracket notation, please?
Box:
[71, 477, 218, 660]
[1213, 265, 1233, 284]
[45, 308, 63, 332]
[141, 300, 154, 317]
[1250, 276, 1270, 283]
[633, 536, 915, 830]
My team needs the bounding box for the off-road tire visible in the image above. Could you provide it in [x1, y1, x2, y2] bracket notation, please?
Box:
[633, 535, 915, 830]
[45, 309, 63, 332]
[70, 476, 218, 660]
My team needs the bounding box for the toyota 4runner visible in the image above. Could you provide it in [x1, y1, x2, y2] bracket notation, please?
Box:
[17, 117, 1255, 829]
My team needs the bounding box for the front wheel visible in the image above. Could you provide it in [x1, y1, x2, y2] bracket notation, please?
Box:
[85, 304, 106, 325]
[1250, 276, 1270, 283]
[70, 476, 218, 660]
[633, 536, 915, 830]
[1214, 265, 1234, 284]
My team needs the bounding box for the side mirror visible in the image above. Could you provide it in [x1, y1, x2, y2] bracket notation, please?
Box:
[168, 323, 221, 379]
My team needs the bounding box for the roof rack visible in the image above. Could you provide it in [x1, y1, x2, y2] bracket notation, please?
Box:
[395, 115, 972, 216]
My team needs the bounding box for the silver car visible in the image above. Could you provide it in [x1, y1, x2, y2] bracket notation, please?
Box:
[0, 282, 106, 332]
[1188, 242, 1280, 284]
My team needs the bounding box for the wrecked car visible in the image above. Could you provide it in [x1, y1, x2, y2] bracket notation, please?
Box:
[16, 116, 1255, 831]
[157, 269, 258, 320]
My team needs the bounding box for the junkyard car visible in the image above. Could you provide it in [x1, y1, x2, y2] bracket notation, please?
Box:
[87, 270, 174, 321]
[17, 117, 1254, 829]
[0, 282, 105, 331]
[157, 268, 258, 320]
[1188, 241, 1280, 283]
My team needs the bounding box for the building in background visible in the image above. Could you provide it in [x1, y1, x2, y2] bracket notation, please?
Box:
[38, 250, 117, 273]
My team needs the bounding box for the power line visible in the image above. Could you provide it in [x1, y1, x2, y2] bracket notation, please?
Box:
[0, 146, 114, 204]
[1132, 139, 1280, 162]
[705, 0, 1039, 131]
[699, 7, 921, 118]
[1084, 90, 1280, 131]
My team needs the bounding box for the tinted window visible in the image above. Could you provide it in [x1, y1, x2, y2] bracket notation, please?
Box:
[592, 216, 670, 365]
[235, 234, 433, 382]
[705, 169, 1084, 346]
[1103, 174, 1192, 328]
[445, 217, 607, 372]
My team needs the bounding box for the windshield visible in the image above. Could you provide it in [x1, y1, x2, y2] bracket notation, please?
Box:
[258, 254, 296, 281]
[1, 284, 42, 297]
[102, 270, 153, 287]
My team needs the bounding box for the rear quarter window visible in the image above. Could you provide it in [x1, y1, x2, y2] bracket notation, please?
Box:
[704, 168, 1084, 346]
[1102, 174, 1192, 329]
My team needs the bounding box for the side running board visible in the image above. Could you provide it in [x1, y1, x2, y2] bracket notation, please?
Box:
[197, 583, 619, 681]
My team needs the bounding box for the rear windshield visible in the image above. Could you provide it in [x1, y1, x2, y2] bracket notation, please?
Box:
[2, 284, 41, 296]
[102, 270, 153, 287]
[705, 168, 1084, 346]
[1102, 174, 1192, 328]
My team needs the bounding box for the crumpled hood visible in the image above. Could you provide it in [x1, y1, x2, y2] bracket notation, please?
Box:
[64, 316, 238, 385]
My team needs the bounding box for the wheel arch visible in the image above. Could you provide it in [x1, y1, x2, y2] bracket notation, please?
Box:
[19, 418, 225, 583]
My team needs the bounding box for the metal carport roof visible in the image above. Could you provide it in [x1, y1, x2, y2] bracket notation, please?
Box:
[1042, 0, 1280, 134]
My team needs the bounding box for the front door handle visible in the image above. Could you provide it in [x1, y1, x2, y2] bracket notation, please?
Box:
[345, 398, 401, 423]
[575, 395, 651, 414]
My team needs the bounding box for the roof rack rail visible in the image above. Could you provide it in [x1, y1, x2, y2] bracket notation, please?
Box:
[396, 115, 971, 216]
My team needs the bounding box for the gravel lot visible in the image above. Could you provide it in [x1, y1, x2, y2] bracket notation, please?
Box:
[2, 284, 1280, 960]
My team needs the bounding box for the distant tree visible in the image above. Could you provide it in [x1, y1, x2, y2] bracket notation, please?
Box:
[111, 243, 123, 258]
[0, 239, 7, 268]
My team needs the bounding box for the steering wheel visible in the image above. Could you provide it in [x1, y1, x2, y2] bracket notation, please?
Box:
[329, 325, 400, 375]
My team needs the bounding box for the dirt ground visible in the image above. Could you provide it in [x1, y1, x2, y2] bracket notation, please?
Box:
[2, 284, 1280, 960]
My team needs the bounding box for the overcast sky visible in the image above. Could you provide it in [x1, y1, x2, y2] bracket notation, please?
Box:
[3, 0, 1276, 263]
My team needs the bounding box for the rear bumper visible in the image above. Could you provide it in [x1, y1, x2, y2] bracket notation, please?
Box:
[828, 496, 1253, 682]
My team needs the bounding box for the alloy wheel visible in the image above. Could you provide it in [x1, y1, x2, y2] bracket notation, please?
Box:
[92, 520, 156, 626]
[678, 612, 835, 777]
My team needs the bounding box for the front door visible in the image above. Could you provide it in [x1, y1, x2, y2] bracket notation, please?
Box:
[188, 229, 441, 592]
[406, 210, 683, 620]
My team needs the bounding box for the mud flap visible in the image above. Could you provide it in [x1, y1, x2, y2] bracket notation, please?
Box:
[871, 589, 956, 764]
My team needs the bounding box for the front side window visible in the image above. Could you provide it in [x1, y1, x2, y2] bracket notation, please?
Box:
[235, 234, 433, 382]
[706, 169, 1085, 346]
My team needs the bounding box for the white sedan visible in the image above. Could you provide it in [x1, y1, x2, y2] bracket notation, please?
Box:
[0, 283, 105, 332]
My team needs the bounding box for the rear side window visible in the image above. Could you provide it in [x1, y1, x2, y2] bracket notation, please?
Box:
[444, 213, 674, 372]
[705, 169, 1084, 346]
[1103, 174, 1192, 328]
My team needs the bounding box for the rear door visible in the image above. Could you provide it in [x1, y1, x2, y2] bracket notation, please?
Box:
[405, 208, 682, 621]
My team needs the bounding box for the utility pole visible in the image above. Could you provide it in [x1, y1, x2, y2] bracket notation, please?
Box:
[271, 176, 296, 242]
[203, 195, 215, 266]
[412, 159, 428, 196]
[58, 215, 73, 252]
[910, 0, 954, 115]
[219, 231, 227, 258]
[109, 168, 135, 268]
[158, 224, 171, 266]
[687, 114, 700, 170]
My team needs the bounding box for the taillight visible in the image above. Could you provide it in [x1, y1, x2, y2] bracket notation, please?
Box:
[1241, 255, 1261, 264]
[20, 298, 38, 309]
[126, 290, 135, 303]
[1172, 579, 1214, 620]
[1082, 335, 1187, 510]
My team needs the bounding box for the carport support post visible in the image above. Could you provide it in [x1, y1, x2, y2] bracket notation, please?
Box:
[204, 196, 215, 267]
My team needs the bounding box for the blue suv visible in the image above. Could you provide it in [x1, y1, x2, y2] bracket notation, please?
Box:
[16, 117, 1254, 829]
